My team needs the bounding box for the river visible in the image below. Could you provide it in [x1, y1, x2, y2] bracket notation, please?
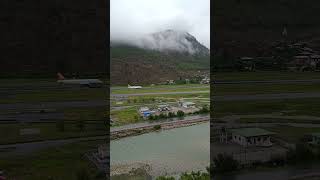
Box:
[110, 122, 210, 177]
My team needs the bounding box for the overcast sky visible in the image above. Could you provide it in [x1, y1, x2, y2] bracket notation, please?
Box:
[110, 0, 210, 49]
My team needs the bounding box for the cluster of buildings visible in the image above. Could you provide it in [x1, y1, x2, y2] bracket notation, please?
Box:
[237, 41, 320, 72]
[219, 127, 320, 148]
[138, 100, 199, 118]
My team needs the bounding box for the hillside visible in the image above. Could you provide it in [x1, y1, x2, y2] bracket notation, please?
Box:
[213, 0, 320, 70]
[111, 30, 210, 85]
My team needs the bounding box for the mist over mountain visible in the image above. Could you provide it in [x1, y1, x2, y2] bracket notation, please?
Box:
[111, 29, 209, 56]
[110, 30, 209, 85]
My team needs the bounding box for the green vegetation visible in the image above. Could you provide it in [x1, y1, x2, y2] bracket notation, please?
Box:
[153, 125, 162, 130]
[63, 107, 106, 121]
[286, 143, 316, 164]
[110, 107, 140, 125]
[111, 45, 209, 71]
[156, 169, 210, 180]
[111, 86, 209, 95]
[215, 83, 320, 96]
[213, 153, 239, 173]
[0, 140, 106, 180]
[266, 125, 320, 143]
[0, 122, 106, 144]
[0, 88, 105, 104]
[214, 98, 320, 118]
[177, 110, 185, 117]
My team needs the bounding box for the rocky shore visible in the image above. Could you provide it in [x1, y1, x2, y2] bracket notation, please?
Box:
[110, 118, 209, 140]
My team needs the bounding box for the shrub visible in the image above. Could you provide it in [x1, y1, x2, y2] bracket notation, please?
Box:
[153, 125, 161, 130]
[148, 115, 154, 120]
[213, 153, 239, 173]
[159, 113, 167, 119]
[286, 143, 315, 164]
[168, 112, 175, 118]
[156, 176, 175, 180]
[177, 110, 185, 117]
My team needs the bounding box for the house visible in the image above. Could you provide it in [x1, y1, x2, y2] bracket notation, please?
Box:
[201, 77, 210, 84]
[139, 107, 155, 118]
[228, 128, 276, 147]
[139, 107, 149, 113]
[181, 102, 196, 108]
[158, 104, 170, 112]
[167, 80, 175, 85]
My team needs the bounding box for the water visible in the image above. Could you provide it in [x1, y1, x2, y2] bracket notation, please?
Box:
[110, 122, 210, 177]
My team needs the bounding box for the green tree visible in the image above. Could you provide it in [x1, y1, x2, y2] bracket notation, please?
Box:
[213, 153, 239, 173]
[148, 115, 154, 120]
[180, 171, 210, 180]
[200, 105, 209, 114]
[168, 112, 175, 118]
[177, 110, 185, 118]
[156, 176, 175, 180]
[159, 113, 167, 119]
[154, 115, 159, 120]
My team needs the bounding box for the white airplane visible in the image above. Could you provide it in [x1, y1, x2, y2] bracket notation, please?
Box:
[128, 84, 142, 89]
[57, 72, 103, 88]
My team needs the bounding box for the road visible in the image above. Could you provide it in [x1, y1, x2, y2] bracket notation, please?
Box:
[214, 79, 320, 84]
[213, 92, 320, 101]
[0, 112, 64, 122]
[111, 90, 209, 98]
[0, 135, 107, 156]
[0, 100, 106, 111]
[111, 114, 210, 132]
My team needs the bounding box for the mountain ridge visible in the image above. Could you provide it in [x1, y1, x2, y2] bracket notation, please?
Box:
[110, 30, 210, 85]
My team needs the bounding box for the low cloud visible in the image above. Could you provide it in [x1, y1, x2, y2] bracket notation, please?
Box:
[110, 0, 210, 49]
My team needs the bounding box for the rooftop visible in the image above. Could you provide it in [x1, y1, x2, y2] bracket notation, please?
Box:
[183, 102, 195, 105]
[229, 128, 276, 137]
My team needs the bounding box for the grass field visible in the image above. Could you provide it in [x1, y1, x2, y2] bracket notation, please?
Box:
[110, 107, 141, 125]
[266, 125, 320, 143]
[236, 118, 320, 124]
[214, 83, 320, 95]
[214, 98, 320, 118]
[0, 122, 106, 144]
[0, 140, 106, 180]
[0, 88, 106, 104]
[63, 107, 107, 121]
[111, 87, 209, 95]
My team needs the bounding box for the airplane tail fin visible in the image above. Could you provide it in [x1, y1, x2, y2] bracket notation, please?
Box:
[57, 72, 65, 80]
[128, 84, 131, 87]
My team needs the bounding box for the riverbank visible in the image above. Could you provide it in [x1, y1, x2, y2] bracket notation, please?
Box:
[110, 117, 209, 140]
[110, 122, 210, 178]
